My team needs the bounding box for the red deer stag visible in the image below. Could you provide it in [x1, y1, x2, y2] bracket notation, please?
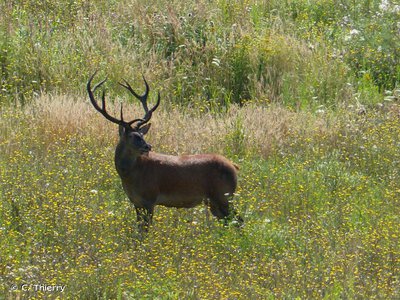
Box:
[87, 72, 243, 232]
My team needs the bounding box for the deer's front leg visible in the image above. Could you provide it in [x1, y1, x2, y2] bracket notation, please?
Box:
[135, 206, 154, 233]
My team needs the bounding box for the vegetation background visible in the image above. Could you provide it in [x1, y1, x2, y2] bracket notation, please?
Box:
[1, 0, 399, 298]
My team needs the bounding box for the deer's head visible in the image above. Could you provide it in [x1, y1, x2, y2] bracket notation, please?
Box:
[87, 72, 160, 155]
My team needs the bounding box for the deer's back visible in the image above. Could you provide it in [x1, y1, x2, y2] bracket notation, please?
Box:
[149, 152, 237, 190]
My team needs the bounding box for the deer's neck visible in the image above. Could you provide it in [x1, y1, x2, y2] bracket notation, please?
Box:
[114, 142, 141, 178]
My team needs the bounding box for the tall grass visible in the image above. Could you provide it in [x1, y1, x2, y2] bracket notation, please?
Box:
[1, 0, 398, 108]
[1, 95, 400, 299]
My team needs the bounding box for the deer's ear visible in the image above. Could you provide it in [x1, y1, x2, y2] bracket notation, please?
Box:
[139, 123, 151, 135]
[119, 125, 125, 137]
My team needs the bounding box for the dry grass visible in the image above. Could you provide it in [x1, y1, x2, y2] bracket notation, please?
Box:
[8, 94, 342, 158]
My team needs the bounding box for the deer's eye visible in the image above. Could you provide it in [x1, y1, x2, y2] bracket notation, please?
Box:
[131, 134, 144, 143]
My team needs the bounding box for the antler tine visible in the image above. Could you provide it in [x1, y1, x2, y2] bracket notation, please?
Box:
[120, 102, 124, 121]
[145, 91, 161, 118]
[93, 78, 107, 93]
[119, 80, 141, 100]
[119, 102, 146, 125]
[133, 91, 161, 129]
[118, 79, 147, 126]
[119, 77, 149, 102]
[119, 75, 160, 129]
[119, 75, 150, 110]
[141, 75, 150, 110]
[88, 71, 107, 93]
[87, 72, 125, 126]
[87, 72, 105, 113]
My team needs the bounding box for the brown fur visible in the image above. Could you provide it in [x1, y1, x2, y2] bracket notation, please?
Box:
[115, 136, 243, 231]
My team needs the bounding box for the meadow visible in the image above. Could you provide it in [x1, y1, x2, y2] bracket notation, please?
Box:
[1, 0, 399, 299]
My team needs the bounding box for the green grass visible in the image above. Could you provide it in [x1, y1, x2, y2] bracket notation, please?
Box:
[1, 0, 399, 108]
[1, 97, 399, 299]
[1, 0, 399, 299]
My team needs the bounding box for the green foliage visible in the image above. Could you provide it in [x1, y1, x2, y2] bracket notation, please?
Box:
[286, 0, 399, 91]
[1, 0, 398, 107]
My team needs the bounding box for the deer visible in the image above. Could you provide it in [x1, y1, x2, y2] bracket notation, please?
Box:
[87, 72, 243, 232]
